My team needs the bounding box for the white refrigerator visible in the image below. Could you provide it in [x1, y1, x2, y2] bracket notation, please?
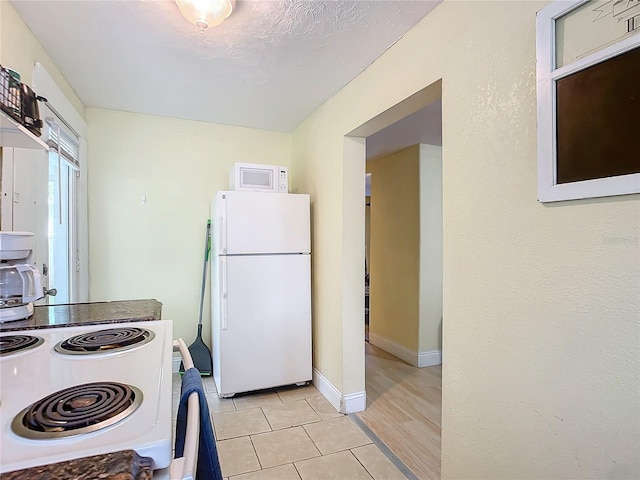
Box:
[211, 191, 312, 397]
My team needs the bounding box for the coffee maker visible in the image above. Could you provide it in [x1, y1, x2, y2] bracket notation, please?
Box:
[0, 232, 52, 322]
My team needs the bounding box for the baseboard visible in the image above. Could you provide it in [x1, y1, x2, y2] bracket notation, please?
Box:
[313, 368, 366, 414]
[313, 368, 342, 412]
[369, 333, 418, 366]
[369, 333, 442, 368]
[342, 391, 366, 413]
[418, 349, 442, 367]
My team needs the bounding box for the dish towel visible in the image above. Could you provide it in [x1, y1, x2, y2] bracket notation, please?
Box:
[175, 367, 223, 480]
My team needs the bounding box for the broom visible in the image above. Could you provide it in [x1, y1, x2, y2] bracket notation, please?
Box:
[181, 219, 213, 376]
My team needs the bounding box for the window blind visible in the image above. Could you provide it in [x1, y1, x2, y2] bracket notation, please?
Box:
[46, 116, 80, 169]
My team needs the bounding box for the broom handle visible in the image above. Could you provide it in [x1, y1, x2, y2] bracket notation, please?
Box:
[198, 220, 211, 327]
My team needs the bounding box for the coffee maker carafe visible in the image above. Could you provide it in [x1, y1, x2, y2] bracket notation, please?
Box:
[0, 232, 50, 322]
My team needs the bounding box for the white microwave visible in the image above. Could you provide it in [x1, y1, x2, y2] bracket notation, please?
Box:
[230, 163, 288, 193]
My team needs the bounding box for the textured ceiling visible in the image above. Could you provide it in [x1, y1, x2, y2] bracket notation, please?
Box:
[11, 0, 441, 132]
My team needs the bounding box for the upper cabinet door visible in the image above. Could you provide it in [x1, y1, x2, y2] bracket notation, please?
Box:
[3, 147, 51, 299]
[216, 191, 310, 255]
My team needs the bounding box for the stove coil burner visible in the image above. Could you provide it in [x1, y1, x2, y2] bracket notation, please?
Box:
[54, 327, 155, 355]
[11, 381, 143, 439]
[0, 334, 44, 356]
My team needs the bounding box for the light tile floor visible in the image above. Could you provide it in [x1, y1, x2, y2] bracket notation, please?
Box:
[172, 374, 408, 480]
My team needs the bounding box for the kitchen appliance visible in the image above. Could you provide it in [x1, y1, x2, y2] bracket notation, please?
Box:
[0, 66, 22, 120]
[0, 65, 46, 136]
[211, 191, 311, 397]
[230, 162, 288, 193]
[0, 232, 50, 323]
[20, 83, 45, 137]
[0, 320, 174, 475]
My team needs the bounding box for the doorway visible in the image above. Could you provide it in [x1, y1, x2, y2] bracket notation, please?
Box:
[44, 108, 81, 303]
[348, 80, 443, 478]
[361, 105, 443, 365]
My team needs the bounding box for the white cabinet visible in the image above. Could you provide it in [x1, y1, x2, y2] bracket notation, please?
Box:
[0, 110, 48, 233]
[1, 145, 48, 233]
[0, 110, 48, 150]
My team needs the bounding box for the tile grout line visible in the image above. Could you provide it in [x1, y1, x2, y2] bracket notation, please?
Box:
[300, 422, 323, 458]
[304, 397, 319, 419]
[248, 434, 264, 472]
[346, 449, 375, 480]
[291, 461, 303, 480]
[260, 405, 275, 432]
[348, 414, 418, 480]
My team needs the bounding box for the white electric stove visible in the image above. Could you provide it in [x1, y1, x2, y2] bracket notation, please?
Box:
[0, 320, 174, 475]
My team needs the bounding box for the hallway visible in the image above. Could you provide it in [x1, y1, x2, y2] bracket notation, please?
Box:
[356, 342, 442, 479]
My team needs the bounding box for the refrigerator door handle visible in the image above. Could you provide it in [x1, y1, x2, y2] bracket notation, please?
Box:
[221, 257, 228, 330]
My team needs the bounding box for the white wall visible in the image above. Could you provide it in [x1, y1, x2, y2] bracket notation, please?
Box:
[367, 145, 420, 352]
[86, 108, 292, 343]
[419, 144, 443, 356]
[291, 0, 640, 477]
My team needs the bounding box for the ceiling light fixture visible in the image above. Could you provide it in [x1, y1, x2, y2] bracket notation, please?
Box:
[175, 0, 235, 33]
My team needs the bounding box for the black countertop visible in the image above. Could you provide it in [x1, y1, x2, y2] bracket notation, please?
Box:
[0, 299, 162, 332]
[0, 450, 154, 480]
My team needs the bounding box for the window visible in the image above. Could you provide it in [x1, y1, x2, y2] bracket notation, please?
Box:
[536, 0, 640, 202]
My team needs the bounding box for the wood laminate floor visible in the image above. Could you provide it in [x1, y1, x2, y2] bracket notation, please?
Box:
[356, 342, 442, 480]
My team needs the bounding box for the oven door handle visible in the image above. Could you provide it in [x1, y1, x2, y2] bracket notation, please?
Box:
[170, 339, 200, 480]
